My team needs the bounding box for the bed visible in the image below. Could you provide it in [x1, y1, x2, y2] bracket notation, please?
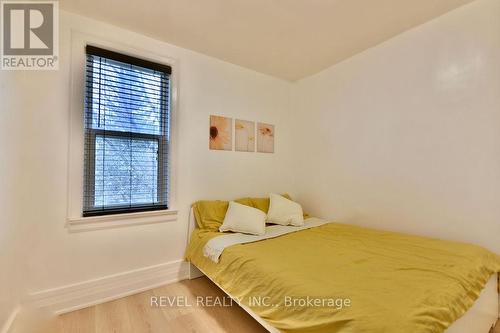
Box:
[186, 207, 500, 333]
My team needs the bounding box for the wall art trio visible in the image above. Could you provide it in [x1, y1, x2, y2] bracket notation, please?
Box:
[209, 115, 274, 153]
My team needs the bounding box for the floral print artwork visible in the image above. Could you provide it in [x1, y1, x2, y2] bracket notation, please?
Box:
[235, 120, 255, 152]
[209, 115, 232, 151]
[257, 122, 274, 153]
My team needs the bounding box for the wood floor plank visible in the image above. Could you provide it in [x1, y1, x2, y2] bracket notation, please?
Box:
[95, 297, 133, 333]
[59, 306, 95, 333]
[125, 292, 161, 333]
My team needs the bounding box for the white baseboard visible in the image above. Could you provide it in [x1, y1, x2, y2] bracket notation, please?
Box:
[0, 306, 20, 333]
[28, 260, 190, 315]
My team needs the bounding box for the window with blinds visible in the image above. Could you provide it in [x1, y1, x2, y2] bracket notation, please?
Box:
[83, 46, 171, 217]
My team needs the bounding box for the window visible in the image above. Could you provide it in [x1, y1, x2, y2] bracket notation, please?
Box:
[83, 46, 171, 217]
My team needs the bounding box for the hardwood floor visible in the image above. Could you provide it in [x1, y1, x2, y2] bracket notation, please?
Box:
[58, 277, 267, 333]
[58, 277, 500, 333]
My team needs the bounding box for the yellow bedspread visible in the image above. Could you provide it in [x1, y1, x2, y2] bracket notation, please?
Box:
[185, 223, 500, 333]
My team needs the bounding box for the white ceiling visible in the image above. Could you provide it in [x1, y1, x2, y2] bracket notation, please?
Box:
[61, 0, 476, 81]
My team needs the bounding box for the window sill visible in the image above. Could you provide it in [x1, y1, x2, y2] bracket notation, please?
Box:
[66, 209, 178, 233]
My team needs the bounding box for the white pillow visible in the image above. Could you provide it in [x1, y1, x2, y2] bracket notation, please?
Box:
[267, 193, 304, 226]
[219, 201, 267, 235]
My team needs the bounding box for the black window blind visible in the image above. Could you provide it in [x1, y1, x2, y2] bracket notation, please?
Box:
[83, 46, 171, 217]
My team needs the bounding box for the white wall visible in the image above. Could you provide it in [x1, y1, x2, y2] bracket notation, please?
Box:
[292, 0, 500, 253]
[0, 10, 295, 326]
[0, 70, 25, 329]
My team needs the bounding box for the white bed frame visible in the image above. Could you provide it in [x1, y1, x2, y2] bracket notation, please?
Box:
[187, 209, 499, 333]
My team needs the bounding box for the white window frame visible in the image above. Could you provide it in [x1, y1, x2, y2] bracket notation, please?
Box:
[66, 31, 178, 232]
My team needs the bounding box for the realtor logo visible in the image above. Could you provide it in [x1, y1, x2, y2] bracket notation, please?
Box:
[1, 1, 58, 70]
